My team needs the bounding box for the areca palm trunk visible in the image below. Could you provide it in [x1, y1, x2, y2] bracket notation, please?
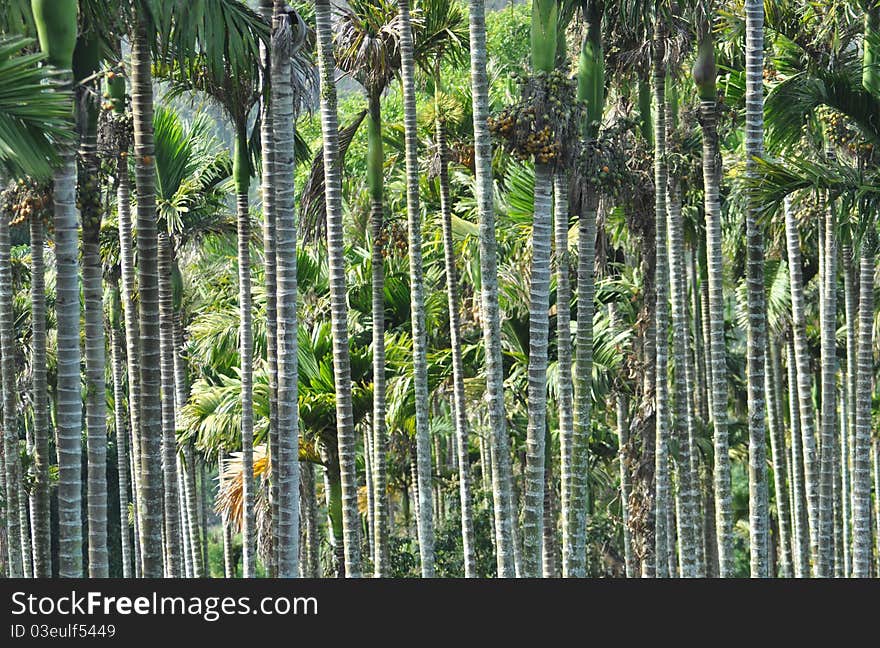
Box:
[115, 123, 143, 575]
[398, 0, 435, 577]
[0, 196, 22, 578]
[521, 0, 557, 578]
[158, 234, 182, 577]
[744, 0, 769, 578]
[315, 0, 361, 578]
[169, 287, 204, 578]
[667, 178, 697, 577]
[366, 88, 389, 577]
[842, 247, 857, 576]
[783, 198, 819, 572]
[608, 304, 633, 577]
[232, 125, 257, 578]
[685, 248, 706, 576]
[553, 171, 576, 575]
[766, 336, 793, 577]
[110, 285, 133, 578]
[852, 236, 875, 577]
[651, 33, 671, 579]
[694, 32, 734, 576]
[817, 204, 838, 578]
[259, 0, 279, 576]
[131, 18, 165, 577]
[568, 6, 603, 579]
[29, 213, 50, 577]
[786, 337, 810, 577]
[437, 94, 476, 578]
[300, 461, 319, 577]
[271, 3, 301, 579]
[77, 38, 109, 578]
[467, 0, 515, 577]
[32, 0, 81, 578]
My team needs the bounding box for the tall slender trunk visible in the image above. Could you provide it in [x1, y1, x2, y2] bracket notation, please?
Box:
[744, 0, 769, 577]
[667, 177, 697, 577]
[29, 214, 50, 577]
[157, 234, 182, 576]
[367, 89, 389, 577]
[0, 200, 22, 578]
[438, 107, 476, 578]
[259, 0, 280, 576]
[839, 378, 851, 577]
[467, 0, 515, 577]
[685, 248, 706, 577]
[766, 337, 793, 577]
[852, 240, 874, 577]
[817, 204, 838, 577]
[843, 246, 858, 575]
[171, 303, 204, 578]
[232, 126, 257, 578]
[651, 37, 671, 578]
[695, 33, 733, 576]
[110, 286, 133, 578]
[300, 461, 319, 577]
[315, 0, 361, 577]
[873, 438, 880, 574]
[116, 147, 142, 575]
[77, 52, 108, 576]
[609, 304, 634, 577]
[786, 337, 810, 576]
[569, 8, 602, 579]
[783, 197, 819, 572]
[178, 463, 191, 577]
[272, 4, 301, 578]
[398, 0, 435, 576]
[522, 161, 553, 576]
[131, 20, 164, 577]
[554, 171, 577, 578]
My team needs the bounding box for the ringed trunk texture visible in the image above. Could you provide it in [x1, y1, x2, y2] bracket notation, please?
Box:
[744, 0, 769, 578]
[852, 243, 874, 577]
[522, 162, 553, 576]
[438, 114, 476, 577]
[398, 0, 435, 577]
[697, 41, 734, 577]
[467, 0, 515, 578]
[131, 21, 165, 577]
[272, 4, 302, 578]
[29, 215, 51, 577]
[315, 0, 361, 577]
[158, 234, 182, 577]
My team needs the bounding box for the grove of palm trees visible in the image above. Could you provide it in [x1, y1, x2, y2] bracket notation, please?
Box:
[1, 0, 879, 580]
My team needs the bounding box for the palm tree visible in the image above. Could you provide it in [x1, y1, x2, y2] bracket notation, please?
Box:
[519, 0, 557, 578]
[156, 2, 269, 578]
[270, 0, 306, 578]
[564, 0, 604, 579]
[157, 231, 183, 575]
[666, 130, 697, 576]
[852, 229, 875, 577]
[397, 0, 436, 577]
[693, 4, 735, 578]
[75, 29, 110, 578]
[31, 0, 82, 578]
[334, 0, 400, 577]
[465, 0, 516, 577]
[460, 0, 515, 578]
[315, 0, 361, 578]
[650, 15, 671, 579]
[108, 281, 134, 578]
